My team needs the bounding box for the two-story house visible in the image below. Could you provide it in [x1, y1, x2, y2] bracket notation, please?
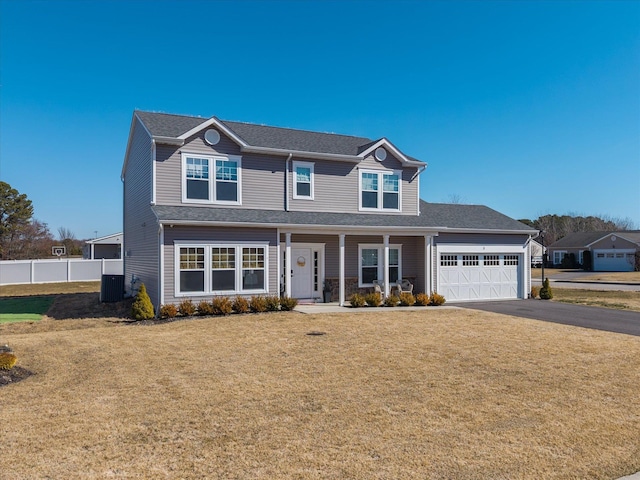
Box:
[122, 111, 537, 310]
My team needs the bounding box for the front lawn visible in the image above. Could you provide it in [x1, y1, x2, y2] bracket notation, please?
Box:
[1, 309, 639, 479]
[552, 288, 640, 312]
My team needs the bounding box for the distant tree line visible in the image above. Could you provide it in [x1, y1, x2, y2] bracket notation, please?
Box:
[1, 181, 84, 260]
[518, 214, 637, 245]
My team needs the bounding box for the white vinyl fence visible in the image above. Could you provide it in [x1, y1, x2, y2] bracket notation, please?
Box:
[0, 258, 123, 286]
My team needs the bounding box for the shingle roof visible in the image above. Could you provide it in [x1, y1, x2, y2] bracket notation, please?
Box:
[134, 110, 405, 159]
[549, 231, 640, 248]
[135, 111, 205, 137]
[152, 200, 535, 233]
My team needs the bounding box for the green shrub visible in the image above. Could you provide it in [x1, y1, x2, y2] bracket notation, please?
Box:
[131, 283, 155, 320]
[178, 299, 197, 317]
[265, 295, 281, 312]
[530, 286, 540, 299]
[198, 300, 215, 316]
[539, 278, 553, 300]
[384, 294, 399, 307]
[159, 304, 178, 319]
[349, 293, 365, 308]
[280, 296, 298, 311]
[582, 250, 592, 271]
[399, 292, 415, 306]
[212, 297, 233, 315]
[250, 295, 268, 313]
[365, 292, 382, 307]
[233, 296, 250, 314]
[0, 352, 17, 370]
[414, 293, 429, 306]
[428, 292, 446, 306]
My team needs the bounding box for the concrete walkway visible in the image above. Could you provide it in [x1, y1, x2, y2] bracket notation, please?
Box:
[294, 302, 457, 314]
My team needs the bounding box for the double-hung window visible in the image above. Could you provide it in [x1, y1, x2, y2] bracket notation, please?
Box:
[358, 244, 401, 287]
[293, 161, 314, 199]
[182, 153, 241, 204]
[176, 243, 267, 296]
[359, 170, 401, 211]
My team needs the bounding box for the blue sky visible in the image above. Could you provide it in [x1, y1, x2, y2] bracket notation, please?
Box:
[1, 0, 639, 240]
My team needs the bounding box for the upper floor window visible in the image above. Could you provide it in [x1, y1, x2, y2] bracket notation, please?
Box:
[359, 170, 401, 212]
[293, 161, 314, 200]
[182, 153, 241, 205]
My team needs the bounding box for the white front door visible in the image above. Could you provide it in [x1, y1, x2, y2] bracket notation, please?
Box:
[291, 248, 313, 298]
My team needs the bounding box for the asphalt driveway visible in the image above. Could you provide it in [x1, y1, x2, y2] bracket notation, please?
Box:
[459, 299, 640, 337]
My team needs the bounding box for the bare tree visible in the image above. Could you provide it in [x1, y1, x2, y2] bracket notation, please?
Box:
[446, 193, 466, 204]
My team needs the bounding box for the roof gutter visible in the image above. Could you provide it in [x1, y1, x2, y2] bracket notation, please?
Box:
[241, 145, 361, 163]
[152, 135, 184, 146]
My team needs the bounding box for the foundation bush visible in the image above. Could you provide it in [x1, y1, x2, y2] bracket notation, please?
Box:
[428, 292, 446, 306]
[414, 293, 429, 306]
[365, 292, 382, 307]
[233, 296, 250, 314]
[399, 292, 416, 306]
[212, 297, 233, 315]
[0, 352, 17, 370]
[178, 299, 196, 317]
[131, 283, 155, 320]
[280, 296, 298, 311]
[159, 304, 178, 319]
[349, 293, 365, 308]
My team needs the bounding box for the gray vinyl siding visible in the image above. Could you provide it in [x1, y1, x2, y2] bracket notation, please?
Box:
[162, 226, 278, 305]
[591, 236, 636, 250]
[286, 233, 421, 283]
[435, 233, 530, 246]
[155, 130, 285, 210]
[123, 119, 160, 306]
[289, 153, 419, 216]
[155, 129, 420, 217]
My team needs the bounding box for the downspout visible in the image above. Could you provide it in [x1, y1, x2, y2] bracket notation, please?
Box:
[158, 222, 164, 315]
[151, 140, 157, 205]
[285, 153, 292, 211]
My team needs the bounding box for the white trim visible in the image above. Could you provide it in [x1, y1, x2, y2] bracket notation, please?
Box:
[151, 140, 157, 205]
[437, 244, 526, 254]
[358, 243, 402, 288]
[121, 112, 153, 180]
[285, 233, 292, 298]
[177, 117, 249, 147]
[241, 145, 361, 162]
[358, 169, 402, 212]
[339, 234, 345, 306]
[292, 160, 315, 200]
[553, 250, 567, 265]
[159, 224, 164, 307]
[181, 152, 242, 205]
[173, 242, 269, 297]
[357, 138, 426, 167]
[280, 242, 325, 298]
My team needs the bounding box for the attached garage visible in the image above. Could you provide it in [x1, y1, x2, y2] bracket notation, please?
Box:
[593, 249, 635, 272]
[434, 234, 530, 302]
[437, 253, 522, 301]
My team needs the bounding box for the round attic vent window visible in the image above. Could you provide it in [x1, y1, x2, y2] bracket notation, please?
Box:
[611, 235, 617, 242]
[204, 129, 220, 145]
[374, 147, 387, 161]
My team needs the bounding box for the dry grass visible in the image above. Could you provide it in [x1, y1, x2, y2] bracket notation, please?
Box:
[1, 309, 639, 479]
[0, 281, 100, 297]
[574, 272, 640, 283]
[552, 288, 640, 312]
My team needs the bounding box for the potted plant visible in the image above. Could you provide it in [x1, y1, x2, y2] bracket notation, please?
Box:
[323, 280, 332, 303]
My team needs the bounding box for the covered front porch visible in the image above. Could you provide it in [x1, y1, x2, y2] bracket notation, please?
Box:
[278, 230, 438, 306]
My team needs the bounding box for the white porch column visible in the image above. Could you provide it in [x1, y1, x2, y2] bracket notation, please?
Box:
[424, 235, 432, 295]
[339, 234, 345, 306]
[383, 234, 390, 298]
[285, 233, 292, 298]
[91, 243, 95, 260]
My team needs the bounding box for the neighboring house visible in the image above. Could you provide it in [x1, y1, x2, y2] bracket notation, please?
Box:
[83, 232, 123, 259]
[530, 239, 545, 267]
[122, 110, 537, 309]
[548, 231, 640, 271]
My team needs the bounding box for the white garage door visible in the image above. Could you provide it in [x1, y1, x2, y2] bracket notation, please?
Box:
[593, 250, 635, 272]
[438, 254, 521, 301]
